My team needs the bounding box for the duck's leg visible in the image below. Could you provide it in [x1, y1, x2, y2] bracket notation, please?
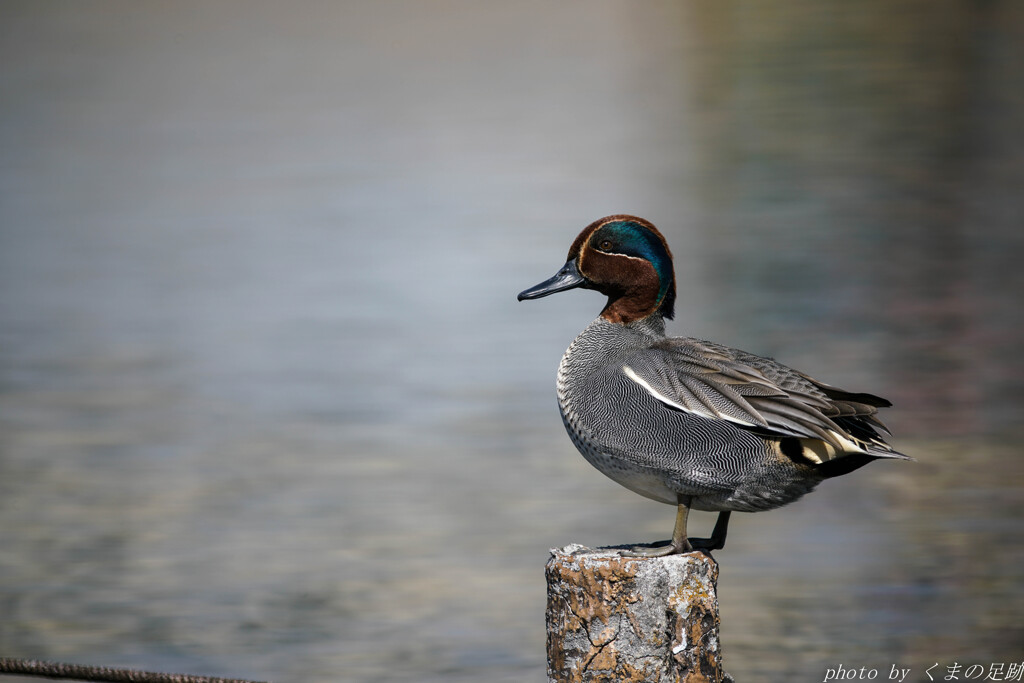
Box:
[623, 496, 693, 557]
[689, 511, 731, 551]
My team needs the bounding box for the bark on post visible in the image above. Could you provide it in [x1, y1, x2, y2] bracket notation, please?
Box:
[545, 544, 726, 683]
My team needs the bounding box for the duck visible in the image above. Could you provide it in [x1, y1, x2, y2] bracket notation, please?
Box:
[518, 215, 910, 556]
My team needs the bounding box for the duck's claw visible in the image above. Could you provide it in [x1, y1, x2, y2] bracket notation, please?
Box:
[621, 538, 694, 557]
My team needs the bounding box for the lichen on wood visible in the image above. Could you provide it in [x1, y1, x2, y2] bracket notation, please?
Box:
[545, 544, 726, 683]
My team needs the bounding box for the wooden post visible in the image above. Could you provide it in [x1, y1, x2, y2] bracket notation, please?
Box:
[545, 544, 727, 683]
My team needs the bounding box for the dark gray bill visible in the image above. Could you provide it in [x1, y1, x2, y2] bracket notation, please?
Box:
[517, 260, 586, 301]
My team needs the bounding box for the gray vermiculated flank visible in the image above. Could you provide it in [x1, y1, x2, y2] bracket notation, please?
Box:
[557, 316, 823, 513]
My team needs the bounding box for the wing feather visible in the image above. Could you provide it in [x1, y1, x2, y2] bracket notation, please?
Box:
[622, 337, 907, 459]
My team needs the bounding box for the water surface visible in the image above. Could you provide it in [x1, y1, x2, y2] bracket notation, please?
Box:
[1, 3, 1022, 681]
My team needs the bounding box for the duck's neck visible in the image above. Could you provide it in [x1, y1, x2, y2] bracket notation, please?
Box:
[597, 271, 673, 325]
[599, 295, 663, 326]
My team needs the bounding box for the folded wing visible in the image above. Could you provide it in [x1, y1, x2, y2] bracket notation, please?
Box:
[622, 338, 910, 463]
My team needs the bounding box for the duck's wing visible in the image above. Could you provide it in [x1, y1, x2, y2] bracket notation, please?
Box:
[622, 337, 909, 462]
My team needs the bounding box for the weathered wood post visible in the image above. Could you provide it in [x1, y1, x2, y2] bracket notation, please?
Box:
[546, 544, 727, 683]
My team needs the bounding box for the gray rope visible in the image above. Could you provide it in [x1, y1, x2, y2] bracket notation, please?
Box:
[0, 658, 269, 683]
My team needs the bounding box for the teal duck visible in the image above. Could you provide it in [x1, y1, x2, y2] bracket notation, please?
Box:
[518, 215, 910, 555]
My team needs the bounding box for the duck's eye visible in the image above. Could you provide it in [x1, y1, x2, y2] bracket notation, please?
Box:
[598, 240, 614, 251]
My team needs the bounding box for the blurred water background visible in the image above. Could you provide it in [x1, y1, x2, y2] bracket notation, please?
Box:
[2, 2, 1023, 682]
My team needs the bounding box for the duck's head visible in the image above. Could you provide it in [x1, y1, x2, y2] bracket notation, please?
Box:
[518, 215, 676, 324]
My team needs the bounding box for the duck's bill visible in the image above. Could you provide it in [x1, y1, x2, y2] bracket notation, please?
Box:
[518, 260, 587, 300]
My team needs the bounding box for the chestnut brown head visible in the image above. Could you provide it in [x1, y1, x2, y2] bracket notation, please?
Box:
[518, 215, 676, 324]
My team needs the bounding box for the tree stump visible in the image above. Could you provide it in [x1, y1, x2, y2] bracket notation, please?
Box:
[545, 544, 726, 683]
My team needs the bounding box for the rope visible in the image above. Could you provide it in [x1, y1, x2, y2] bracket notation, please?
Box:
[0, 658, 269, 683]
